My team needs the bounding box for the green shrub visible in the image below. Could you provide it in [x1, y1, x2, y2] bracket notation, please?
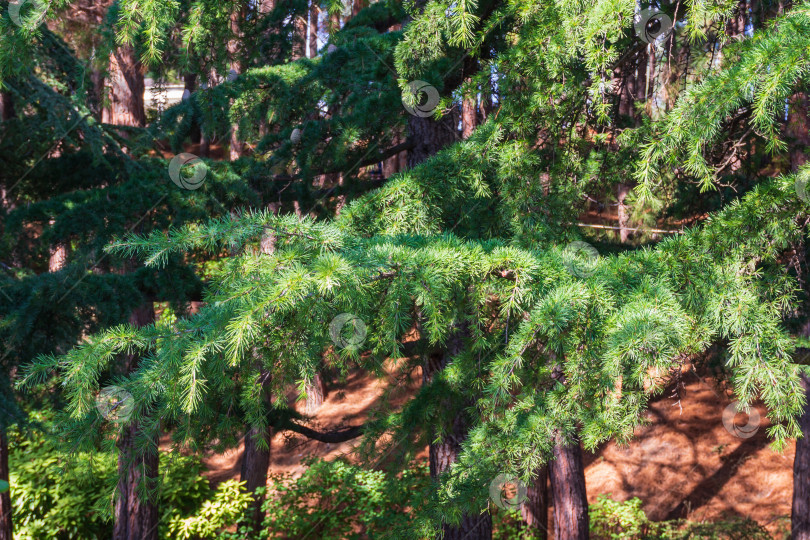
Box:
[9, 425, 116, 540]
[491, 507, 539, 540]
[166, 480, 254, 539]
[590, 494, 657, 539]
[157, 454, 214, 539]
[260, 456, 430, 539]
[590, 494, 772, 540]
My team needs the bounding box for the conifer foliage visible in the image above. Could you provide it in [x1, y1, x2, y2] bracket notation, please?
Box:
[4, 0, 810, 538]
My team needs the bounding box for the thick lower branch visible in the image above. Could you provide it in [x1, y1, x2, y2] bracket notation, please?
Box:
[270, 413, 365, 443]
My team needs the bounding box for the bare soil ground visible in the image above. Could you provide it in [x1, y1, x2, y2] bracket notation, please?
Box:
[200, 366, 795, 537]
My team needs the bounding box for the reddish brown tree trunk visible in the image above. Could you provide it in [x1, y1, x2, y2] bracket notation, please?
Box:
[114, 302, 158, 540]
[788, 93, 810, 171]
[240, 425, 271, 530]
[89, 69, 105, 120]
[0, 91, 15, 121]
[48, 219, 67, 272]
[103, 45, 145, 127]
[0, 427, 12, 540]
[114, 423, 158, 540]
[229, 7, 245, 161]
[406, 114, 456, 168]
[423, 329, 492, 540]
[462, 82, 477, 139]
[549, 440, 589, 540]
[292, 10, 307, 60]
[793, 372, 810, 540]
[309, 4, 319, 57]
[183, 74, 201, 144]
[352, 0, 367, 17]
[1, 89, 16, 214]
[383, 131, 406, 178]
[521, 466, 549, 539]
[618, 46, 649, 121]
[617, 183, 631, 243]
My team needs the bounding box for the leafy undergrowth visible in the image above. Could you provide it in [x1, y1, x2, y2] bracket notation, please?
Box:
[7, 413, 783, 539]
[9, 409, 214, 540]
[260, 456, 430, 539]
[493, 494, 773, 540]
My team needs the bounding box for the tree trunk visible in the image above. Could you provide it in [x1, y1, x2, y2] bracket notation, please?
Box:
[103, 45, 145, 127]
[48, 219, 67, 272]
[549, 440, 589, 540]
[113, 423, 158, 540]
[89, 69, 105, 121]
[292, 10, 307, 60]
[229, 8, 244, 161]
[183, 74, 201, 144]
[114, 302, 158, 540]
[309, 3, 319, 58]
[618, 45, 650, 122]
[423, 329, 492, 540]
[406, 114, 456, 168]
[383, 131, 405, 178]
[352, 0, 367, 17]
[0, 91, 15, 121]
[0, 427, 12, 540]
[198, 71, 215, 158]
[617, 183, 631, 243]
[461, 80, 477, 139]
[1, 89, 16, 214]
[240, 425, 271, 530]
[788, 93, 810, 172]
[521, 466, 549, 539]
[793, 371, 810, 540]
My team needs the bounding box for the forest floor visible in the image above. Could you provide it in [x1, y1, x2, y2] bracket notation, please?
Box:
[197, 360, 794, 537]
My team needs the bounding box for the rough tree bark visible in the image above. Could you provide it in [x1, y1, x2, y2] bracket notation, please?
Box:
[521, 466, 549, 539]
[292, 8, 307, 60]
[113, 302, 158, 540]
[228, 7, 245, 161]
[790, 86, 810, 540]
[793, 371, 810, 540]
[0, 428, 11, 540]
[240, 422, 271, 530]
[183, 74, 201, 144]
[549, 440, 589, 540]
[114, 424, 158, 540]
[406, 113, 457, 168]
[0, 91, 15, 121]
[1, 91, 16, 538]
[1, 89, 16, 212]
[102, 45, 145, 127]
[461, 81, 477, 140]
[617, 183, 631, 243]
[352, 0, 367, 17]
[48, 219, 67, 272]
[309, 3, 319, 58]
[423, 328, 492, 540]
[788, 93, 809, 172]
[89, 68, 105, 120]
